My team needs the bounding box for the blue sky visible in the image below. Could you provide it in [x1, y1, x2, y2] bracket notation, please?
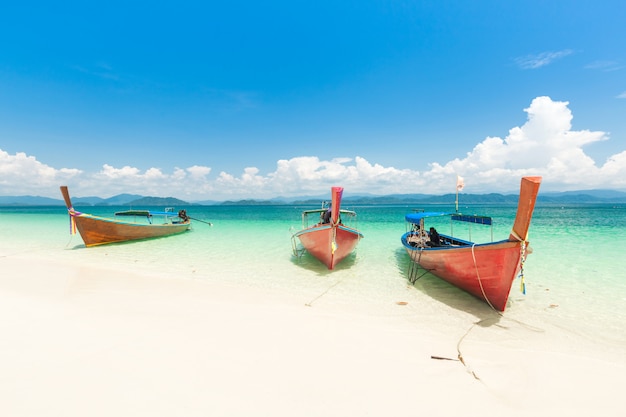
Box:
[1, 0, 625, 200]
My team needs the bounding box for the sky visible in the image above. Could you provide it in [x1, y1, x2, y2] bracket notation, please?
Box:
[1, 0, 625, 201]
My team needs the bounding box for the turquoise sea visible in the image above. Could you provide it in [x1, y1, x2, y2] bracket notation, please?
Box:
[1, 202, 625, 350]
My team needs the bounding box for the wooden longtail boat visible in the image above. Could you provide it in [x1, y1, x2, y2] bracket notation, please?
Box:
[400, 176, 542, 311]
[291, 186, 363, 270]
[60, 186, 191, 247]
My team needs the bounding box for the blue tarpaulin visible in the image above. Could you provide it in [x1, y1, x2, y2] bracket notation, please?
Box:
[404, 212, 451, 223]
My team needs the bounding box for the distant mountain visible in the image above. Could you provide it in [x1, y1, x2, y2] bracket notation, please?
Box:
[540, 190, 626, 203]
[208, 191, 626, 206]
[1, 189, 626, 207]
[0, 193, 176, 206]
[69, 193, 145, 206]
[0, 195, 62, 206]
[127, 197, 190, 206]
[72, 196, 106, 205]
[542, 189, 626, 199]
[193, 199, 222, 205]
[101, 193, 144, 205]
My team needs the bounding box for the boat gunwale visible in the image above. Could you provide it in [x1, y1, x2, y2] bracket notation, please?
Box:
[72, 211, 190, 227]
[401, 231, 512, 251]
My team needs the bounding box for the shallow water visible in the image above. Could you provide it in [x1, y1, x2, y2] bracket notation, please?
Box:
[1, 202, 625, 349]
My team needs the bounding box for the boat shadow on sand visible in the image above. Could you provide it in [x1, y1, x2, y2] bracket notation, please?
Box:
[393, 248, 506, 322]
[290, 251, 359, 275]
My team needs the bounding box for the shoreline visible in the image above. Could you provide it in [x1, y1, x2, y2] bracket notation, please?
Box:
[1, 252, 624, 416]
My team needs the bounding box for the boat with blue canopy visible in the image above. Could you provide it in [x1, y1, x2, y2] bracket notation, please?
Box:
[400, 176, 542, 311]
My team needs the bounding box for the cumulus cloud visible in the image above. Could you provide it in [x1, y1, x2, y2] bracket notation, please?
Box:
[1, 96, 625, 200]
[186, 165, 212, 179]
[265, 156, 417, 196]
[215, 167, 268, 197]
[428, 96, 623, 192]
[0, 149, 81, 195]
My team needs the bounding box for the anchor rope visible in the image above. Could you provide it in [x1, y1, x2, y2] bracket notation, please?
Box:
[304, 279, 343, 307]
[519, 241, 527, 294]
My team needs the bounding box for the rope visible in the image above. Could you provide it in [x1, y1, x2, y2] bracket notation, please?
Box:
[444, 242, 543, 382]
[450, 312, 545, 383]
[65, 234, 75, 248]
[305, 279, 343, 307]
[519, 241, 527, 294]
[432, 243, 544, 382]
[457, 321, 483, 381]
[68, 209, 79, 235]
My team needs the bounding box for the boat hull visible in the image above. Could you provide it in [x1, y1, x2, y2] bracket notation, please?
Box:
[72, 213, 190, 247]
[402, 239, 524, 311]
[293, 186, 363, 269]
[295, 224, 362, 270]
[401, 176, 541, 311]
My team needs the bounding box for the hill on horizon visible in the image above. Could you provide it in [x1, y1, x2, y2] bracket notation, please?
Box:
[1, 189, 626, 206]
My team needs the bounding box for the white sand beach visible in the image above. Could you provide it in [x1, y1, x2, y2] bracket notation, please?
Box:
[1, 253, 624, 417]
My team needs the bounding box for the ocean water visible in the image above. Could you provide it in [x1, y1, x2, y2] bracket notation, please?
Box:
[1, 202, 625, 351]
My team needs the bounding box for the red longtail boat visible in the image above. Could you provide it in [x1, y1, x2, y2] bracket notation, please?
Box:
[401, 176, 542, 311]
[292, 186, 363, 270]
[60, 186, 192, 247]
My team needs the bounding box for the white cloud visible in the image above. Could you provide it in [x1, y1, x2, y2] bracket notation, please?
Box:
[434, 96, 617, 192]
[172, 168, 187, 180]
[215, 167, 268, 197]
[515, 49, 574, 69]
[98, 164, 141, 179]
[265, 156, 417, 196]
[1, 96, 625, 200]
[0, 149, 81, 195]
[186, 165, 211, 179]
[585, 60, 623, 72]
[600, 151, 626, 187]
[617, 91, 626, 99]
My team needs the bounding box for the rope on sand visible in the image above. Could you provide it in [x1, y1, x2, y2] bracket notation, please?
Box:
[305, 279, 343, 307]
[449, 315, 544, 382]
[456, 321, 483, 381]
[65, 234, 76, 248]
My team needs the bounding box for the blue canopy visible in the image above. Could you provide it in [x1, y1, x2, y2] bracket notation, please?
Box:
[451, 214, 492, 225]
[405, 211, 493, 226]
[404, 212, 452, 224]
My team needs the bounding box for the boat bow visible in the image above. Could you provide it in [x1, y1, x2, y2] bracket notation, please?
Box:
[292, 186, 363, 269]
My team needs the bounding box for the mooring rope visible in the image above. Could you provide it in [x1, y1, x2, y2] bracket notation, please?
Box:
[427, 243, 544, 384]
[305, 279, 343, 307]
[519, 241, 527, 294]
[456, 321, 483, 381]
